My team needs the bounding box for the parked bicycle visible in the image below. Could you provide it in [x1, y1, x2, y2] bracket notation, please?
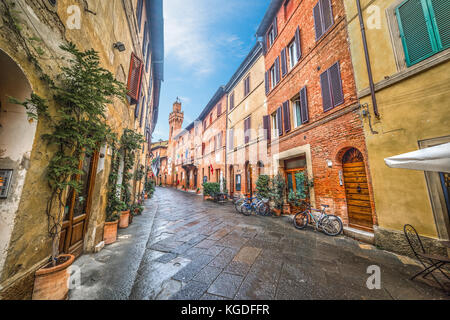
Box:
[240, 196, 271, 216]
[293, 203, 343, 236]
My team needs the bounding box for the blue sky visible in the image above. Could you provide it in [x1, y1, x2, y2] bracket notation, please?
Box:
[152, 0, 270, 141]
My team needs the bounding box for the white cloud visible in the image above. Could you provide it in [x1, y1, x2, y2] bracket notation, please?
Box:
[164, 0, 217, 76]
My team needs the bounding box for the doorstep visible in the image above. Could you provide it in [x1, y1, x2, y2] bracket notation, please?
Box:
[343, 226, 375, 245]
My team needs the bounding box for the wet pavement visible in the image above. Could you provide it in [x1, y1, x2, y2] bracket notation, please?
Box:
[69, 187, 450, 300]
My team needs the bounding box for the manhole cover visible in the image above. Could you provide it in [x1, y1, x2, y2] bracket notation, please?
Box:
[173, 262, 181, 267]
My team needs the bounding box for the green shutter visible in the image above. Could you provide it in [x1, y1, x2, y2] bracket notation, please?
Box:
[427, 0, 450, 50]
[396, 0, 438, 66]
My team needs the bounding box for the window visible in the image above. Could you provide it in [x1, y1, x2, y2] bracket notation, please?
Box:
[271, 112, 279, 138]
[294, 86, 309, 126]
[244, 75, 251, 96]
[396, 0, 450, 67]
[209, 113, 213, 125]
[229, 128, 235, 150]
[320, 62, 344, 111]
[270, 65, 277, 89]
[136, 0, 144, 31]
[229, 92, 235, 110]
[268, 26, 275, 47]
[236, 174, 242, 192]
[217, 103, 222, 117]
[288, 42, 297, 70]
[313, 0, 334, 40]
[244, 117, 251, 144]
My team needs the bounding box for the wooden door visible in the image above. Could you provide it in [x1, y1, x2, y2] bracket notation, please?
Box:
[342, 148, 373, 231]
[59, 151, 99, 258]
[245, 163, 253, 197]
[229, 167, 234, 196]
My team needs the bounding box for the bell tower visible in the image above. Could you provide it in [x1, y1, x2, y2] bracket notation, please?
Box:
[169, 97, 184, 142]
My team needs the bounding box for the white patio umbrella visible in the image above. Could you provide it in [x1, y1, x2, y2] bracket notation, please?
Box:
[384, 142, 450, 173]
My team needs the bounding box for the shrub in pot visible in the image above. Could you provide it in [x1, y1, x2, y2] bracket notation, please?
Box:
[202, 182, 220, 200]
[119, 202, 130, 229]
[104, 212, 120, 245]
[269, 174, 286, 216]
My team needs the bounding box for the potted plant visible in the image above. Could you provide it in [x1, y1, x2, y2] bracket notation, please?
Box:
[119, 202, 130, 229]
[196, 188, 201, 194]
[256, 175, 271, 200]
[287, 172, 310, 214]
[104, 211, 120, 245]
[202, 182, 220, 201]
[269, 174, 286, 216]
[12, 44, 126, 300]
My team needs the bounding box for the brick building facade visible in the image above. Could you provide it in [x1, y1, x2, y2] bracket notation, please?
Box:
[257, 0, 376, 237]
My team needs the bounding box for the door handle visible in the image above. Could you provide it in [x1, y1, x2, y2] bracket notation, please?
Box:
[357, 186, 362, 193]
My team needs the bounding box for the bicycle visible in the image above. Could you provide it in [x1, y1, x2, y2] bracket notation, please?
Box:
[293, 203, 343, 236]
[241, 196, 272, 216]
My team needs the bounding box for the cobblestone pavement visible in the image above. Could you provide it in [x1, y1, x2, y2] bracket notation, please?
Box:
[70, 187, 449, 300]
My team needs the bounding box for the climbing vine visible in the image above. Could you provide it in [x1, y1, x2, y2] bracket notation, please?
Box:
[120, 129, 144, 208]
[12, 43, 126, 265]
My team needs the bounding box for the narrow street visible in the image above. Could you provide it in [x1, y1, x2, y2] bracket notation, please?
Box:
[69, 187, 449, 300]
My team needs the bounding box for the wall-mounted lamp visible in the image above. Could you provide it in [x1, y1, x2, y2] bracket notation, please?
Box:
[327, 160, 333, 168]
[113, 42, 126, 52]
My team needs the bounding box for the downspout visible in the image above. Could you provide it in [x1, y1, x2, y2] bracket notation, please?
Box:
[356, 0, 379, 118]
[225, 91, 229, 196]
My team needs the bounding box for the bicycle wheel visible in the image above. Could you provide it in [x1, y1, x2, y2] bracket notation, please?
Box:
[242, 204, 253, 216]
[235, 199, 244, 213]
[293, 211, 309, 229]
[321, 215, 343, 236]
[257, 203, 270, 216]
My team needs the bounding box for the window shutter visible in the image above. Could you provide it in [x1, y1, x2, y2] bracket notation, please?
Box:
[262, 38, 267, 55]
[320, 70, 333, 111]
[321, 0, 333, 32]
[263, 115, 271, 142]
[140, 96, 146, 127]
[217, 103, 222, 117]
[300, 87, 309, 124]
[283, 101, 291, 133]
[429, 0, 450, 50]
[275, 57, 280, 84]
[244, 117, 251, 144]
[214, 136, 217, 150]
[127, 53, 144, 101]
[229, 128, 234, 150]
[396, 0, 436, 66]
[295, 27, 302, 61]
[329, 62, 344, 107]
[265, 71, 270, 94]
[277, 107, 283, 137]
[273, 17, 278, 38]
[313, 3, 323, 40]
[281, 48, 288, 76]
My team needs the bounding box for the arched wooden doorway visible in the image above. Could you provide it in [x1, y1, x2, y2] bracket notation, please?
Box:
[342, 148, 373, 231]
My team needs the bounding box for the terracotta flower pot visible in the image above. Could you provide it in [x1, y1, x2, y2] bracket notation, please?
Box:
[273, 208, 282, 217]
[103, 220, 118, 245]
[119, 210, 130, 229]
[144, 194, 148, 199]
[32, 254, 75, 300]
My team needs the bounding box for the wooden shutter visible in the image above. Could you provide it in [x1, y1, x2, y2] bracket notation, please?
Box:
[229, 128, 234, 150]
[397, 0, 436, 66]
[313, 3, 323, 40]
[277, 107, 283, 137]
[217, 103, 222, 117]
[429, 0, 450, 50]
[283, 101, 291, 133]
[281, 48, 288, 76]
[321, 0, 333, 32]
[299, 87, 309, 124]
[295, 27, 302, 61]
[262, 38, 267, 55]
[127, 53, 144, 101]
[320, 70, 333, 111]
[275, 57, 280, 85]
[139, 96, 146, 127]
[230, 93, 235, 109]
[263, 115, 271, 142]
[244, 117, 251, 144]
[329, 62, 344, 107]
[265, 71, 270, 94]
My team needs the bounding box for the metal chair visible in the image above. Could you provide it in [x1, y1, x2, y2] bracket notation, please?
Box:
[403, 224, 450, 293]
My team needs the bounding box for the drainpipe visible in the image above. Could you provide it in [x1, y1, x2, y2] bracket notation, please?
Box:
[225, 91, 229, 195]
[356, 0, 379, 118]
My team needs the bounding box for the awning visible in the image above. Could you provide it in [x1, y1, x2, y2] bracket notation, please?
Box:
[384, 143, 450, 173]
